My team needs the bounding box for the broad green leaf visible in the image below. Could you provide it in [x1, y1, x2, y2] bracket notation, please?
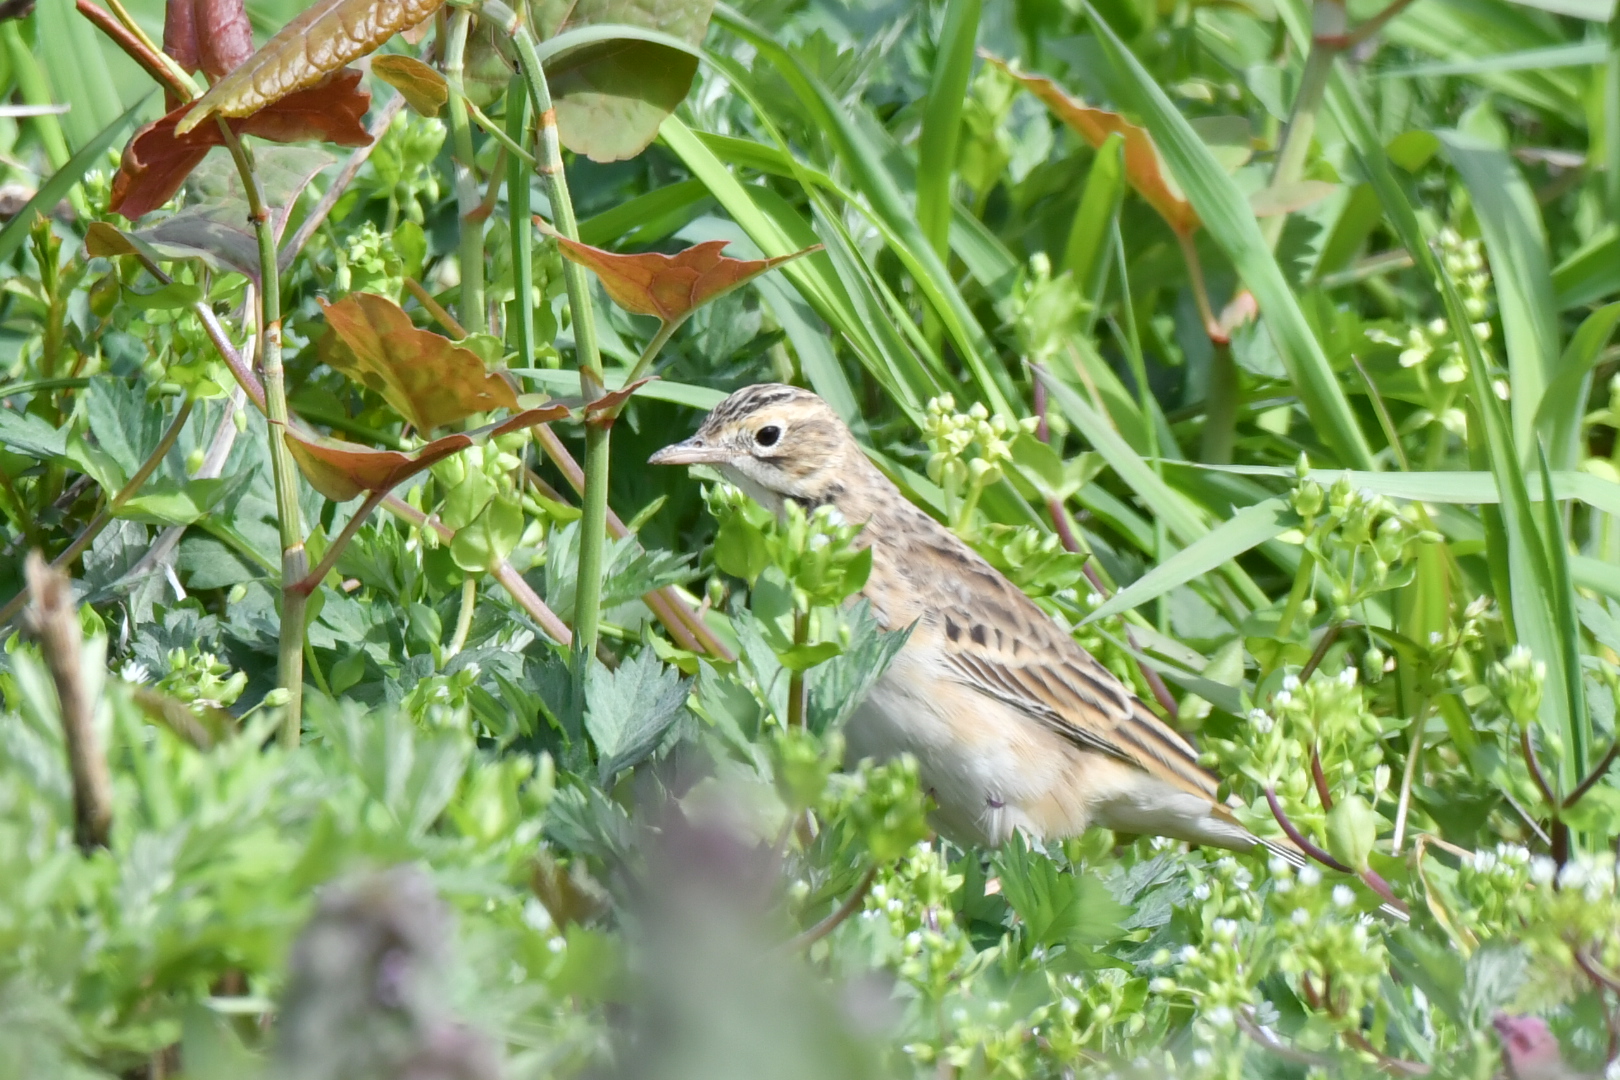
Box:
[1086, 7, 1375, 472]
[583, 648, 689, 783]
[0, 410, 69, 461]
[995, 838, 1128, 949]
[115, 478, 232, 526]
[530, 6, 716, 162]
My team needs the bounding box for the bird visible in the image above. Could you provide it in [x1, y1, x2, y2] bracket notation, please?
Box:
[650, 383, 1281, 858]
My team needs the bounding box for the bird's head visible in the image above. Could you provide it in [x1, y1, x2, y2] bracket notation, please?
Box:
[649, 384, 858, 514]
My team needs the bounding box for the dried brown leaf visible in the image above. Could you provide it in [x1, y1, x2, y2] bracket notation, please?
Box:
[985, 55, 1200, 238]
[285, 405, 567, 502]
[552, 235, 821, 324]
[176, 0, 445, 134]
[110, 68, 369, 219]
[371, 53, 447, 116]
[320, 292, 522, 433]
[163, 0, 252, 78]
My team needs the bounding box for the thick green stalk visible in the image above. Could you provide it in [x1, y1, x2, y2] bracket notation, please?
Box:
[217, 124, 308, 746]
[496, 6, 609, 679]
[506, 74, 536, 371]
[445, 11, 486, 336]
[1258, 2, 1341, 249]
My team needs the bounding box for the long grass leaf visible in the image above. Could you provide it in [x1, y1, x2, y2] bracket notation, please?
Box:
[1536, 302, 1620, 448]
[1083, 497, 1297, 624]
[917, 0, 980, 259]
[1085, 5, 1375, 471]
[1440, 128, 1561, 463]
[0, 95, 148, 267]
[1538, 446, 1589, 773]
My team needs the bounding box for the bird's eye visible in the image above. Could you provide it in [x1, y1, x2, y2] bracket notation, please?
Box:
[755, 424, 781, 448]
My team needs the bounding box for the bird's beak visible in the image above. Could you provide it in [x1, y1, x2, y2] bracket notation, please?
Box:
[649, 438, 729, 466]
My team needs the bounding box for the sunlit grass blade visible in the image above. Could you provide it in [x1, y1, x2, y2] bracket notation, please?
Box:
[578, 179, 711, 247]
[714, 4, 1016, 416]
[1535, 301, 1620, 450]
[1085, 4, 1375, 472]
[1538, 446, 1589, 775]
[917, 0, 979, 260]
[1083, 496, 1297, 624]
[1440, 127, 1560, 463]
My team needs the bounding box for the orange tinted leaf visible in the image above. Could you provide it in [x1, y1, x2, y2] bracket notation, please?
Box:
[984, 55, 1199, 238]
[163, 0, 252, 79]
[582, 376, 655, 423]
[286, 405, 567, 502]
[371, 54, 447, 116]
[320, 292, 521, 432]
[110, 69, 370, 219]
[551, 234, 822, 324]
[176, 0, 444, 134]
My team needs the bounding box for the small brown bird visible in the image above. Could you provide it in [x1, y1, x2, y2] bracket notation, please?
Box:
[651, 384, 1273, 856]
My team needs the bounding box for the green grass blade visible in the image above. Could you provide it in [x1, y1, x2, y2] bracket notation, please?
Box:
[1535, 301, 1620, 449]
[1538, 445, 1589, 775]
[1063, 132, 1125, 306]
[0, 94, 148, 267]
[1439, 127, 1561, 463]
[1378, 42, 1607, 78]
[916, 0, 980, 260]
[1085, 5, 1375, 471]
[577, 179, 710, 246]
[1083, 496, 1297, 625]
[1553, 226, 1620, 309]
[714, 5, 1016, 416]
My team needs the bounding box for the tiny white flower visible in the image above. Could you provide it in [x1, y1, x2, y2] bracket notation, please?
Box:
[1281, 675, 1301, 692]
[1207, 1006, 1234, 1029]
[1292, 907, 1310, 926]
[1299, 865, 1322, 888]
[1149, 977, 1177, 994]
[1193, 883, 1212, 901]
[1332, 885, 1355, 908]
[1192, 1049, 1214, 1068]
[1268, 856, 1291, 876]
[1529, 856, 1557, 885]
[1179, 946, 1200, 964]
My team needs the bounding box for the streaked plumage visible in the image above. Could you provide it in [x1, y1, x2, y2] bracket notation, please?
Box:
[650, 384, 1261, 852]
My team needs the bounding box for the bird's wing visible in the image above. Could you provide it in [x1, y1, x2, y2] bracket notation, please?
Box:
[931, 587, 1222, 805]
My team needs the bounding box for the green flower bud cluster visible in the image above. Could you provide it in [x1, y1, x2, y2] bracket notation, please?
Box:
[868, 843, 968, 1001]
[337, 221, 406, 300]
[1266, 858, 1388, 1025]
[369, 110, 447, 226]
[1010, 252, 1087, 367]
[1489, 645, 1547, 728]
[426, 438, 535, 572]
[1364, 227, 1491, 390]
[1289, 463, 1442, 620]
[155, 646, 247, 711]
[834, 755, 932, 865]
[1453, 848, 1620, 990]
[922, 395, 1038, 534]
[705, 484, 872, 610]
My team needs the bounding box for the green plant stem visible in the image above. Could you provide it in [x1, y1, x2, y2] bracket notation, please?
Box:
[291, 489, 389, 597]
[446, 576, 478, 659]
[0, 396, 196, 629]
[787, 864, 878, 951]
[445, 10, 486, 337]
[506, 75, 536, 372]
[1270, 550, 1316, 664]
[494, 4, 609, 684]
[216, 122, 308, 747]
[622, 319, 682, 389]
[1391, 697, 1431, 853]
[1259, 6, 1340, 250]
[787, 608, 809, 729]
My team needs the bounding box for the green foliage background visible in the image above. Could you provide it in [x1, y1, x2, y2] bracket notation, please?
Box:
[2, 0, 1620, 1075]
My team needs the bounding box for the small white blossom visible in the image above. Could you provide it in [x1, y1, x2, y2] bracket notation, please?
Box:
[1299, 865, 1322, 888]
[1529, 856, 1557, 885]
[1292, 908, 1310, 926]
[1332, 885, 1355, 908]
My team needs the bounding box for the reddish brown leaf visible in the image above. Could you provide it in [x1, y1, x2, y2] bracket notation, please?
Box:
[163, 0, 252, 79]
[984, 55, 1200, 238]
[551, 234, 822, 325]
[286, 406, 568, 502]
[176, 0, 445, 135]
[320, 292, 522, 433]
[110, 68, 370, 219]
[371, 54, 447, 116]
[582, 376, 655, 425]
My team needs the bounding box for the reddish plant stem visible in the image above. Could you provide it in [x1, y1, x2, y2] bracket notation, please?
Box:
[290, 488, 388, 596]
[1520, 726, 1559, 807]
[75, 0, 194, 102]
[1298, 620, 1345, 683]
[1266, 785, 1353, 873]
[787, 865, 878, 952]
[1310, 746, 1335, 811]
[1564, 738, 1620, 809]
